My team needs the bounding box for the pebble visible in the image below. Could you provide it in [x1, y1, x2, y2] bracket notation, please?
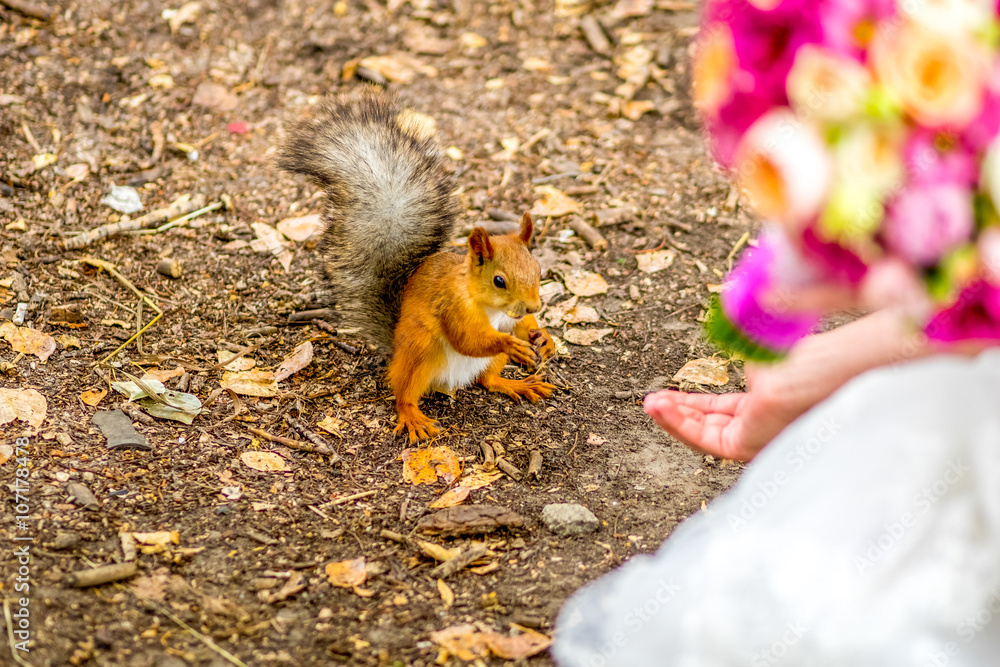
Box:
[541, 503, 600, 536]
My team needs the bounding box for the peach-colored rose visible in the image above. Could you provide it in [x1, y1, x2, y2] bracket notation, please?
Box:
[735, 109, 833, 231]
[786, 45, 872, 122]
[693, 22, 737, 115]
[872, 20, 988, 128]
[900, 0, 995, 35]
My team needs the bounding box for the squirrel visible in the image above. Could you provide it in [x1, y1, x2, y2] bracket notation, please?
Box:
[279, 89, 557, 442]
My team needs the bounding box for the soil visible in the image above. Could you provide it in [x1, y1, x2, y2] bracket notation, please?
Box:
[0, 1, 757, 665]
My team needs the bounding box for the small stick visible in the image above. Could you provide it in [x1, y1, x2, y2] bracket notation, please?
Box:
[568, 218, 608, 251]
[66, 561, 138, 588]
[21, 121, 41, 152]
[289, 308, 335, 323]
[311, 320, 359, 354]
[380, 529, 408, 543]
[3, 600, 32, 667]
[140, 121, 165, 170]
[209, 342, 264, 371]
[497, 458, 522, 481]
[580, 14, 612, 55]
[136, 201, 224, 235]
[326, 490, 377, 506]
[0, 0, 54, 19]
[120, 531, 137, 562]
[429, 543, 489, 579]
[78, 258, 163, 366]
[490, 441, 506, 459]
[247, 426, 308, 449]
[286, 416, 341, 461]
[63, 195, 204, 250]
[480, 442, 496, 471]
[527, 450, 543, 479]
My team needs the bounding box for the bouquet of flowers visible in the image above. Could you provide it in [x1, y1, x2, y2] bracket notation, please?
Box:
[697, 0, 1000, 360]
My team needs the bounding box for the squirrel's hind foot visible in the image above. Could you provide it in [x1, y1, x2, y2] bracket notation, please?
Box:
[482, 373, 556, 404]
[394, 404, 441, 443]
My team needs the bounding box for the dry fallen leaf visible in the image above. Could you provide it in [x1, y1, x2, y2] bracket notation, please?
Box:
[611, 0, 654, 17]
[485, 626, 553, 659]
[325, 557, 366, 588]
[65, 163, 90, 181]
[530, 185, 581, 218]
[429, 625, 490, 661]
[622, 99, 656, 120]
[673, 358, 729, 386]
[275, 341, 313, 382]
[192, 81, 237, 112]
[539, 295, 578, 328]
[0, 322, 57, 361]
[132, 530, 180, 554]
[317, 415, 344, 437]
[457, 468, 504, 490]
[250, 222, 293, 272]
[80, 388, 107, 407]
[563, 328, 614, 346]
[359, 54, 437, 83]
[0, 388, 47, 427]
[276, 214, 324, 242]
[437, 578, 455, 608]
[562, 304, 600, 324]
[240, 451, 290, 472]
[430, 485, 471, 509]
[636, 249, 676, 273]
[221, 369, 278, 397]
[216, 349, 255, 371]
[56, 334, 81, 350]
[167, 1, 201, 32]
[143, 366, 186, 383]
[401, 446, 462, 486]
[0, 443, 12, 465]
[563, 270, 608, 297]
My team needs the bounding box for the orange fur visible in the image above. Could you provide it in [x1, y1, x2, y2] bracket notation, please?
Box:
[389, 213, 557, 443]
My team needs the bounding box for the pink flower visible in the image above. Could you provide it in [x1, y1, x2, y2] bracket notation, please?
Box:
[818, 0, 895, 60]
[925, 280, 1000, 343]
[883, 183, 975, 266]
[903, 130, 978, 186]
[720, 229, 821, 352]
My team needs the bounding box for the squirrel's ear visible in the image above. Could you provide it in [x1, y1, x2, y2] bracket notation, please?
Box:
[518, 212, 533, 246]
[468, 227, 495, 266]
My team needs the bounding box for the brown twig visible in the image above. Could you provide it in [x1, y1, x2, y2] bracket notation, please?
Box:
[527, 450, 543, 479]
[496, 458, 522, 481]
[63, 195, 205, 250]
[568, 217, 608, 251]
[285, 416, 341, 462]
[247, 426, 309, 449]
[429, 543, 489, 579]
[0, 0, 53, 18]
[65, 561, 138, 588]
[311, 320, 359, 354]
[325, 490, 377, 506]
[208, 341, 264, 371]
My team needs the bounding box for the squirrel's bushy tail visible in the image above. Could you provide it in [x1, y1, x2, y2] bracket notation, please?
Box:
[278, 89, 458, 349]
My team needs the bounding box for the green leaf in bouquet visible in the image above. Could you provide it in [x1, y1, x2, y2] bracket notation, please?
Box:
[703, 296, 785, 364]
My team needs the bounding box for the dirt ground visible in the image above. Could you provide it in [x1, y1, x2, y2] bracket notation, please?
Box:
[0, 0, 758, 664]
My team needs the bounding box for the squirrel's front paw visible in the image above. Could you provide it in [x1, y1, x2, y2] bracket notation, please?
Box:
[504, 334, 538, 367]
[394, 405, 441, 443]
[529, 328, 556, 361]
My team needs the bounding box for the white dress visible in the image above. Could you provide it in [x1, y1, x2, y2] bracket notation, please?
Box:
[553, 351, 1000, 667]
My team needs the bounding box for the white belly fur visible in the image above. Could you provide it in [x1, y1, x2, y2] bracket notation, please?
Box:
[433, 309, 519, 393]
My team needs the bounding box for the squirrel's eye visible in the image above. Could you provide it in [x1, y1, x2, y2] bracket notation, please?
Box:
[493, 276, 506, 289]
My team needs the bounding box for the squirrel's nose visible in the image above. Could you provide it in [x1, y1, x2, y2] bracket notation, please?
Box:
[526, 302, 540, 315]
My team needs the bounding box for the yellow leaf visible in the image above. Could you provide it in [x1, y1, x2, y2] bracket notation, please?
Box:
[216, 349, 255, 371]
[457, 468, 504, 490]
[429, 624, 490, 661]
[143, 366, 186, 383]
[430, 485, 471, 509]
[0, 444, 12, 465]
[317, 415, 344, 437]
[325, 557, 366, 588]
[274, 341, 313, 382]
[484, 626, 553, 659]
[635, 249, 676, 273]
[401, 446, 461, 486]
[80, 388, 107, 407]
[563, 328, 614, 346]
[530, 185, 580, 218]
[240, 451, 290, 472]
[563, 270, 608, 296]
[437, 579, 455, 608]
[276, 214, 323, 242]
[416, 540, 460, 562]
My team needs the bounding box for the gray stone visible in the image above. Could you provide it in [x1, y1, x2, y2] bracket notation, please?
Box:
[542, 503, 600, 537]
